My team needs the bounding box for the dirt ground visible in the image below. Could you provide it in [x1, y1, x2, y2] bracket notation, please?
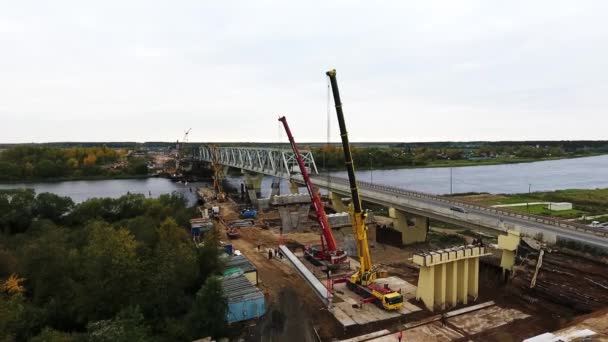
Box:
[202, 188, 608, 341]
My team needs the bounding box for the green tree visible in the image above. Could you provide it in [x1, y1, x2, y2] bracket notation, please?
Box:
[187, 276, 228, 339]
[34, 193, 75, 223]
[77, 222, 141, 322]
[30, 327, 78, 342]
[0, 189, 36, 234]
[140, 218, 199, 321]
[197, 226, 224, 281]
[0, 161, 21, 180]
[87, 306, 150, 342]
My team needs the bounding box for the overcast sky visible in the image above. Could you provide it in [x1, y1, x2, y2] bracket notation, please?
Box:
[1, 1, 607, 143]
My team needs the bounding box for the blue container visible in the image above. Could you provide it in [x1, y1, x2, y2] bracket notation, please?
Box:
[226, 295, 265, 323]
[224, 244, 233, 255]
[223, 274, 266, 324]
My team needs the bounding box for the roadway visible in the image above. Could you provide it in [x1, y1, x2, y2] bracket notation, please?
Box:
[291, 175, 608, 249]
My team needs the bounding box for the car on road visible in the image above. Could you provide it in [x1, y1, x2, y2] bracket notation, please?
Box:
[450, 206, 467, 213]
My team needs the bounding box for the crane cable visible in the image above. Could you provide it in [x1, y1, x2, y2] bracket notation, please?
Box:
[325, 77, 331, 188]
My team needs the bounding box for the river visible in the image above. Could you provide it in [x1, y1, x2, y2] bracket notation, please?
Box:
[2, 155, 607, 202]
[0, 178, 204, 205]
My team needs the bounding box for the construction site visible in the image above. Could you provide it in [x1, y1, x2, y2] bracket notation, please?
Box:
[192, 70, 608, 342]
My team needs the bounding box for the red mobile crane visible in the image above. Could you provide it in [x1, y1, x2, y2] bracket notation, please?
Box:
[279, 116, 347, 265]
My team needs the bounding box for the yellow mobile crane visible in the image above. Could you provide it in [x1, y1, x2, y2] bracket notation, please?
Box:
[326, 69, 404, 310]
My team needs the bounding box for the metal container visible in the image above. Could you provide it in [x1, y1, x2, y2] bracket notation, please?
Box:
[222, 274, 266, 323]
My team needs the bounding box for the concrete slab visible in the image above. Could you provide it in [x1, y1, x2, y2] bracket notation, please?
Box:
[447, 305, 530, 335]
[330, 279, 422, 326]
[374, 276, 418, 300]
[329, 306, 357, 328]
[364, 322, 464, 342]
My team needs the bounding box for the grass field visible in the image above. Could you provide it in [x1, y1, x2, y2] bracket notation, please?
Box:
[455, 188, 608, 219]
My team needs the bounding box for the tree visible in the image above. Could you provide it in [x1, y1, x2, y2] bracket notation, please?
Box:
[66, 158, 79, 170]
[0, 189, 35, 234]
[31, 327, 78, 342]
[0, 161, 21, 180]
[34, 160, 65, 178]
[197, 226, 224, 281]
[87, 306, 150, 342]
[34, 193, 75, 223]
[140, 218, 199, 320]
[83, 154, 97, 166]
[77, 222, 142, 322]
[187, 277, 228, 339]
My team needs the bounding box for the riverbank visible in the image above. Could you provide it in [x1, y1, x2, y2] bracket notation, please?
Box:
[318, 152, 608, 172]
[453, 188, 608, 221]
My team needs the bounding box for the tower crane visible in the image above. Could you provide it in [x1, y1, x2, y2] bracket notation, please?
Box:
[326, 69, 404, 310]
[175, 128, 192, 175]
[209, 144, 226, 202]
[279, 116, 347, 265]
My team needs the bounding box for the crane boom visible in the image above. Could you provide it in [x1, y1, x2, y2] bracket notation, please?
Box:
[326, 69, 372, 273]
[279, 116, 338, 252]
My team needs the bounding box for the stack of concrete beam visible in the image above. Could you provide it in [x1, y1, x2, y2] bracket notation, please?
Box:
[270, 193, 311, 205]
[326, 212, 374, 228]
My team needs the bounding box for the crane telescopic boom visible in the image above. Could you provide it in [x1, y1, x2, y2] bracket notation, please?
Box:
[326, 69, 403, 310]
[279, 116, 338, 253]
[325, 69, 372, 273]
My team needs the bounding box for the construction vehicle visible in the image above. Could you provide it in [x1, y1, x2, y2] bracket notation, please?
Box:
[326, 69, 404, 310]
[240, 208, 257, 219]
[279, 116, 347, 265]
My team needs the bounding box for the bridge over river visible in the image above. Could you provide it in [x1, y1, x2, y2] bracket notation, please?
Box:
[196, 145, 608, 249]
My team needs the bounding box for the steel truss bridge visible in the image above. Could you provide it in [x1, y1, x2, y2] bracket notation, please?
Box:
[197, 145, 318, 178]
[195, 145, 608, 249]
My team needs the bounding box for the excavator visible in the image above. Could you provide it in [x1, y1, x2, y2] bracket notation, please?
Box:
[279, 116, 348, 266]
[326, 69, 404, 310]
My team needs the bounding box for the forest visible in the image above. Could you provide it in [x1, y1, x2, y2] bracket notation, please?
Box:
[0, 146, 148, 181]
[0, 190, 227, 341]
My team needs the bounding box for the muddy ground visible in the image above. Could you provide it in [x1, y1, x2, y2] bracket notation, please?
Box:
[205, 190, 608, 341]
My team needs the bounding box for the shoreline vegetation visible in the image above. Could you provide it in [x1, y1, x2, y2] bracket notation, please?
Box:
[310, 141, 608, 171]
[1, 142, 607, 183]
[317, 152, 607, 172]
[0, 145, 149, 183]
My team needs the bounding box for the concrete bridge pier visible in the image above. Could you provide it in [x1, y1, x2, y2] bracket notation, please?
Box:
[270, 177, 281, 198]
[388, 208, 429, 245]
[288, 180, 300, 194]
[243, 170, 264, 204]
[329, 191, 349, 213]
